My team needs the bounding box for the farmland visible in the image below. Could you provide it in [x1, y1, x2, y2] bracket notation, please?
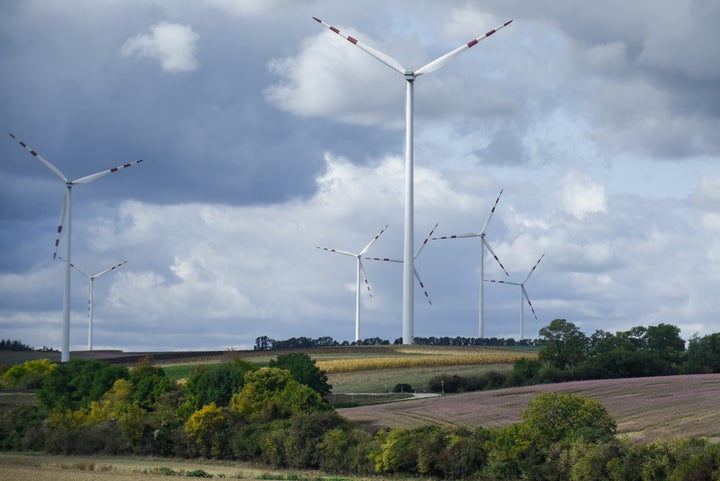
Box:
[337, 373, 720, 444]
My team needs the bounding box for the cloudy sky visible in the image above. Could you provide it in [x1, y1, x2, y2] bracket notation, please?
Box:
[1, 0, 718, 352]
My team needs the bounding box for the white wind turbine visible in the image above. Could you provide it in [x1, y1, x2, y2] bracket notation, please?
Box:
[486, 253, 545, 340]
[58, 258, 127, 351]
[317, 224, 389, 342]
[313, 17, 513, 344]
[365, 223, 439, 307]
[9, 133, 143, 362]
[432, 189, 509, 338]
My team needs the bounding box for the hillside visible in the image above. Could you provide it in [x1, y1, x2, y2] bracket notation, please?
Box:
[338, 373, 720, 444]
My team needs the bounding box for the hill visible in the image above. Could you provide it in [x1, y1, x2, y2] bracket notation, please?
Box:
[338, 373, 720, 444]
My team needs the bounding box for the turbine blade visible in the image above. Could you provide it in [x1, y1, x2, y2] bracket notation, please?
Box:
[94, 260, 128, 278]
[485, 279, 520, 286]
[359, 224, 389, 256]
[482, 238, 509, 276]
[73, 159, 144, 184]
[358, 259, 372, 297]
[364, 256, 401, 263]
[316, 246, 357, 257]
[431, 232, 481, 240]
[52, 191, 68, 259]
[522, 286, 538, 320]
[415, 20, 513, 76]
[522, 253, 545, 284]
[9, 133, 68, 182]
[480, 188, 503, 234]
[312, 17, 406, 74]
[415, 223, 438, 258]
[56, 255, 90, 277]
[413, 267, 432, 305]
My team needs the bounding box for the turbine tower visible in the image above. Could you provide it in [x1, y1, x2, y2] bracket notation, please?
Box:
[313, 17, 512, 344]
[10, 133, 143, 361]
[432, 189, 509, 338]
[486, 254, 545, 340]
[317, 224, 388, 342]
[59, 258, 127, 350]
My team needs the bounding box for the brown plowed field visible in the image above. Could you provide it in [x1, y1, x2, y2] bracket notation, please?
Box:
[338, 374, 720, 444]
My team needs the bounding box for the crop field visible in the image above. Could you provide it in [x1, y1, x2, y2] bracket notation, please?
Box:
[338, 373, 720, 444]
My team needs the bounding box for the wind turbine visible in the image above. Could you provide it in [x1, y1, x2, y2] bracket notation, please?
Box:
[313, 17, 513, 344]
[317, 224, 388, 342]
[9, 133, 143, 362]
[58, 258, 127, 351]
[486, 253, 545, 340]
[365, 223, 439, 307]
[432, 189, 509, 338]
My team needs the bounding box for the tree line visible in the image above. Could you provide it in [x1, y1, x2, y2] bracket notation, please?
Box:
[254, 335, 535, 350]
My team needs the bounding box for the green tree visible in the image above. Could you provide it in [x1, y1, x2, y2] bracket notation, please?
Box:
[229, 368, 329, 422]
[183, 357, 255, 411]
[644, 323, 685, 365]
[538, 319, 589, 369]
[129, 358, 178, 409]
[184, 402, 232, 458]
[685, 333, 720, 373]
[0, 358, 56, 389]
[37, 358, 129, 410]
[269, 352, 332, 397]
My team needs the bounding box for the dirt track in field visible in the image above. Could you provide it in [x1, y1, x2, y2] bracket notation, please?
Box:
[338, 373, 720, 444]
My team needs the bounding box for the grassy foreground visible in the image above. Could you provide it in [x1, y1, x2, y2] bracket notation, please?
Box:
[0, 453, 382, 481]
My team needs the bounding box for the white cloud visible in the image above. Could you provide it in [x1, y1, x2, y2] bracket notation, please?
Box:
[121, 22, 199, 72]
[560, 171, 607, 220]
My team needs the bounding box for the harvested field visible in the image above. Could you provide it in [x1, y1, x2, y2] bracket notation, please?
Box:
[338, 373, 720, 444]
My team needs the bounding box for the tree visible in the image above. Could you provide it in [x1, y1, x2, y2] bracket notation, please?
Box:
[0, 358, 56, 389]
[183, 357, 255, 410]
[184, 402, 232, 457]
[229, 368, 329, 422]
[269, 352, 331, 397]
[644, 323, 685, 364]
[538, 319, 588, 369]
[129, 357, 178, 409]
[37, 358, 129, 410]
[685, 333, 720, 373]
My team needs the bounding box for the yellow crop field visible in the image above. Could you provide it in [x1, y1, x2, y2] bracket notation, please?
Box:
[316, 346, 536, 373]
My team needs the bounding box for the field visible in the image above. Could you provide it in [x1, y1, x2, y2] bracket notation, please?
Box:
[338, 373, 720, 444]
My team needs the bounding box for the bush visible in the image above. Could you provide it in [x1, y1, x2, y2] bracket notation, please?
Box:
[391, 383, 413, 393]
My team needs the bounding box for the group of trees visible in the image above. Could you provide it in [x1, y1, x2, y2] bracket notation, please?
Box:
[505, 320, 720, 387]
[254, 335, 535, 350]
[0, 339, 55, 352]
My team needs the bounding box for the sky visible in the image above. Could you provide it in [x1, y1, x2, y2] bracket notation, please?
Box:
[1, 0, 719, 352]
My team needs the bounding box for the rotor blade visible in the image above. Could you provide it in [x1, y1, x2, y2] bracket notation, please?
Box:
[415, 223, 438, 258]
[56, 256, 90, 278]
[72, 159, 144, 184]
[413, 267, 432, 305]
[522, 286, 538, 320]
[415, 20, 513, 76]
[93, 260, 128, 279]
[522, 253, 545, 284]
[316, 246, 358, 258]
[431, 232, 481, 240]
[358, 259, 372, 297]
[52, 191, 68, 259]
[364, 256, 401, 263]
[485, 279, 520, 286]
[359, 224, 389, 256]
[480, 188, 503, 234]
[482, 238, 509, 276]
[9, 133, 68, 182]
[312, 17, 407, 74]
